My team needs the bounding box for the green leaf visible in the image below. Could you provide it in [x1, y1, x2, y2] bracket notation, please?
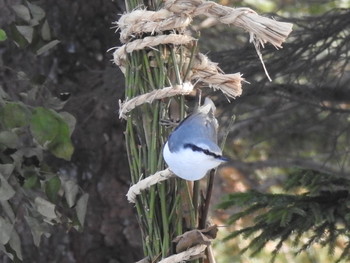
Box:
[45, 176, 61, 203]
[2, 102, 31, 128]
[9, 23, 28, 47]
[0, 29, 7, 41]
[59, 112, 76, 136]
[1, 201, 15, 223]
[0, 131, 19, 149]
[0, 216, 13, 244]
[41, 19, 51, 41]
[9, 230, 22, 260]
[12, 5, 31, 22]
[23, 175, 39, 189]
[30, 107, 74, 160]
[27, 1, 45, 22]
[29, 103, 58, 146]
[76, 193, 89, 227]
[36, 40, 60, 55]
[34, 197, 57, 219]
[15, 25, 34, 43]
[63, 179, 79, 208]
[49, 128, 74, 161]
[0, 173, 15, 201]
[0, 164, 15, 179]
[25, 216, 50, 247]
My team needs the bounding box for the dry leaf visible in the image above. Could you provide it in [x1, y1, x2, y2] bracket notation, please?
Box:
[200, 224, 218, 239]
[173, 229, 211, 253]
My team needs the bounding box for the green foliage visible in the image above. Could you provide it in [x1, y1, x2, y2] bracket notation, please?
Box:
[45, 176, 61, 202]
[30, 107, 74, 160]
[0, 172, 16, 201]
[9, 1, 59, 54]
[0, 29, 7, 41]
[2, 102, 30, 128]
[284, 169, 350, 194]
[0, 85, 86, 261]
[219, 169, 350, 262]
[23, 174, 40, 189]
[76, 193, 89, 227]
[0, 2, 86, 261]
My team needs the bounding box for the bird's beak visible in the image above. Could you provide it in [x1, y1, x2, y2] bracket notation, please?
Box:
[218, 156, 230, 162]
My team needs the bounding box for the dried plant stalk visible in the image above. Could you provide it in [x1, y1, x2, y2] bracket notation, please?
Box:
[117, 0, 293, 262]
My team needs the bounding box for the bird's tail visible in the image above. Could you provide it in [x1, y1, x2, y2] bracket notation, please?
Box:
[198, 97, 216, 115]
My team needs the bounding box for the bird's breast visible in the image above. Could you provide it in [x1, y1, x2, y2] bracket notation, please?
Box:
[163, 142, 224, 181]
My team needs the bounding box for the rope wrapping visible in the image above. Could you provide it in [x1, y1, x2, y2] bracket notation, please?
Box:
[113, 34, 194, 72]
[189, 53, 243, 98]
[165, 0, 292, 48]
[119, 83, 194, 119]
[118, 9, 191, 43]
[114, 0, 292, 117]
[126, 168, 174, 203]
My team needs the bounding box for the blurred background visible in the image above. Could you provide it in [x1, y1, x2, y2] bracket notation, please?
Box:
[0, 0, 349, 262]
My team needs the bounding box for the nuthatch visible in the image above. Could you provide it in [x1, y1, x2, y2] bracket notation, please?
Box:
[163, 98, 228, 181]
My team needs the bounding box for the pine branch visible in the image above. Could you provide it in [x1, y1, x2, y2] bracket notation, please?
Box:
[220, 169, 350, 262]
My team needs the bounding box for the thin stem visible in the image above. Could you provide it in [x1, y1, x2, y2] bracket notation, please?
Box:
[184, 180, 196, 228]
[193, 181, 200, 228]
[200, 169, 216, 229]
[160, 184, 170, 255]
[170, 47, 183, 85]
[142, 50, 156, 90]
[126, 120, 140, 183]
[183, 41, 197, 81]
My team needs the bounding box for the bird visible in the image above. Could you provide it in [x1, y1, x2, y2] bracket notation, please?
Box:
[163, 98, 228, 181]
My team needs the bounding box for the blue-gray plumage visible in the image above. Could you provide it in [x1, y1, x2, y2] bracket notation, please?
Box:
[163, 98, 227, 181]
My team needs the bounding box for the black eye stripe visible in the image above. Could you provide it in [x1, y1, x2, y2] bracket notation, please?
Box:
[184, 143, 222, 159]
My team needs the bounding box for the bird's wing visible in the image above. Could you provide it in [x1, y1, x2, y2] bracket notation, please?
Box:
[168, 98, 219, 152]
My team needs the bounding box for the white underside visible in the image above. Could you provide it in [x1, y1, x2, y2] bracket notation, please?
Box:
[163, 142, 224, 181]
